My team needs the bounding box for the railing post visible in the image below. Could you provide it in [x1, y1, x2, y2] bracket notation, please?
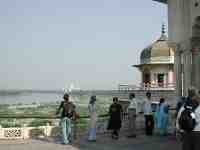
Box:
[73, 120, 77, 140]
[0, 124, 2, 139]
[45, 122, 51, 137]
[23, 123, 28, 139]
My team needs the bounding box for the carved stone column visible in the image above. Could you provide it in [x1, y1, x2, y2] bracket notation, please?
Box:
[168, 42, 182, 96]
[177, 51, 183, 96]
[180, 50, 191, 96]
[191, 37, 200, 90]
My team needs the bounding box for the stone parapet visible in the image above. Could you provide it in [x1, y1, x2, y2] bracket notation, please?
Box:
[0, 109, 177, 140]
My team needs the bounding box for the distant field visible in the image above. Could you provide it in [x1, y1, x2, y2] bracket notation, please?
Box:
[0, 94, 113, 128]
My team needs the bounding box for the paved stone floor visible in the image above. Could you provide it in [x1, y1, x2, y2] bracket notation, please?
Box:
[0, 134, 181, 150]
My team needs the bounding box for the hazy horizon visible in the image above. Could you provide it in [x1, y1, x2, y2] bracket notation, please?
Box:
[1, 0, 167, 90]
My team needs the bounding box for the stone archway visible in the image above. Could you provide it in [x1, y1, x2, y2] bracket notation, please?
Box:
[142, 68, 151, 85]
[192, 16, 200, 38]
[191, 16, 200, 90]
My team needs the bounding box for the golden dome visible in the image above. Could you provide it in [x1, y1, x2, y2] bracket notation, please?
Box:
[140, 26, 174, 65]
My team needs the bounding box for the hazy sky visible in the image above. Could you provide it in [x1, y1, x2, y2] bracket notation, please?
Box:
[0, 0, 167, 90]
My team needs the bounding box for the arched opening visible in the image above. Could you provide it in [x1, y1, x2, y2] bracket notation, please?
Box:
[192, 16, 200, 38]
[157, 73, 165, 87]
[142, 68, 151, 85]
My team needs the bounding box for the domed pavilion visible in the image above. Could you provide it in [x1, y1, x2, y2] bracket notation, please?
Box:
[134, 25, 175, 90]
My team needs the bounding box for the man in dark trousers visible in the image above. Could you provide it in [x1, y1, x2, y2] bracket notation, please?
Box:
[143, 92, 154, 136]
[127, 93, 138, 138]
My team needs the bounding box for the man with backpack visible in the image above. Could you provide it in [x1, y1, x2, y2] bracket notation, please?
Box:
[175, 96, 186, 117]
[176, 88, 200, 150]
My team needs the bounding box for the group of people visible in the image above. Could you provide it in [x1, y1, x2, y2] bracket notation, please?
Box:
[134, 89, 200, 150]
[56, 91, 172, 145]
[52, 88, 200, 150]
[127, 92, 170, 137]
[55, 93, 123, 144]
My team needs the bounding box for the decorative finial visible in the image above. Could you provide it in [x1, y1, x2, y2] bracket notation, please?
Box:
[162, 23, 165, 35]
[157, 23, 167, 41]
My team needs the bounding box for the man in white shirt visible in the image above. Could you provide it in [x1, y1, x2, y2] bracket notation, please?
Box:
[143, 92, 154, 136]
[127, 93, 138, 138]
[176, 88, 200, 150]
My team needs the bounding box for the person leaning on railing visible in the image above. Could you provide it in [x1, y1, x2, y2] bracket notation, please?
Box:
[56, 93, 77, 145]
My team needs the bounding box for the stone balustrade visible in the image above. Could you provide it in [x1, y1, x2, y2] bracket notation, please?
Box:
[118, 83, 176, 91]
[0, 109, 176, 140]
[0, 125, 54, 139]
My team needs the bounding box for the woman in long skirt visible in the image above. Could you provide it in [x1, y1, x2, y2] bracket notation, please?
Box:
[107, 97, 123, 139]
[88, 95, 98, 141]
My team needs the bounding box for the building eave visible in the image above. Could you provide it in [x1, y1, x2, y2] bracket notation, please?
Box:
[132, 63, 174, 68]
[132, 64, 142, 68]
[153, 0, 167, 4]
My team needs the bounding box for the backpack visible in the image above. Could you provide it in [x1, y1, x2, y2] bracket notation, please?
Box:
[178, 102, 198, 132]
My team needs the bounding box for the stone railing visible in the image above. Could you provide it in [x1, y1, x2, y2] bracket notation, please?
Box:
[0, 109, 177, 140]
[0, 114, 118, 140]
[140, 83, 175, 90]
[0, 125, 55, 139]
[118, 83, 175, 91]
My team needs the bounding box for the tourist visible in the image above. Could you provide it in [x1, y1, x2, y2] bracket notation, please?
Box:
[56, 93, 76, 144]
[143, 92, 154, 136]
[175, 96, 186, 117]
[176, 88, 200, 150]
[107, 97, 123, 139]
[88, 95, 98, 142]
[127, 93, 138, 138]
[156, 98, 169, 136]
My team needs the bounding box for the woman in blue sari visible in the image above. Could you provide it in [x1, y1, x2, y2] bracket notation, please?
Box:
[156, 98, 169, 136]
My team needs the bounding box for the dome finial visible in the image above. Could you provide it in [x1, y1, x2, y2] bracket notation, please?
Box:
[157, 22, 167, 41]
[162, 23, 165, 35]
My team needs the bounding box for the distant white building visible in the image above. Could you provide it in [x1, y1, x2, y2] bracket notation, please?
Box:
[63, 83, 81, 93]
[68, 83, 81, 92]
